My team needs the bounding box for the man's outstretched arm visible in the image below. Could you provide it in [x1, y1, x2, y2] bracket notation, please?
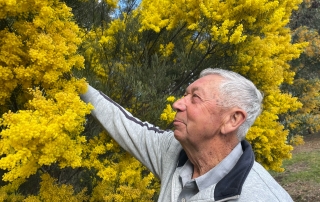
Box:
[81, 85, 178, 178]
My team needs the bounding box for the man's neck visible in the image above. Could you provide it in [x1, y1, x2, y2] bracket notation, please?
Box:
[183, 135, 239, 179]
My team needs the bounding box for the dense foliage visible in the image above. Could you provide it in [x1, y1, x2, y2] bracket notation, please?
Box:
[0, 0, 313, 200]
[281, 0, 320, 140]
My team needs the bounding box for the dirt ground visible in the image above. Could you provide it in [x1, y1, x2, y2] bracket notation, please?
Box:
[276, 134, 320, 202]
[292, 134, 320, 154]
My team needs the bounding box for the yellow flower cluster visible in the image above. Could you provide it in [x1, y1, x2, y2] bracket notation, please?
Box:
[0, 178, 25, 201]
[290, 135, 305, 146]
[246, 113, 293, 172]
[104, 0, 119, 10]
[82, 131, 158, 201]
[294, 26, 320, 58]
[139, 0, 294, 45]
[0, 83, 93, 181]
[139, 0, 172, 32]
[211, 20, 247, 44]
[0, 0, 161, 200]
[159, 42, 175, 57]
[80, 0, 118, 10]
[24, 174, 88, 201]
[0, 0, 84, 107]
[0, 31, 23, 105]
[160, 96, 176, 125]
[99, 19, 126, 47]
[82, 19, 127, 82]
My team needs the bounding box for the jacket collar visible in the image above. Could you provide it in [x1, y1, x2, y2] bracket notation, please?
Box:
[177, 140, 254, 201]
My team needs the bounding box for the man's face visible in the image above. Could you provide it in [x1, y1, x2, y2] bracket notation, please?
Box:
[172, 74, 227, 147]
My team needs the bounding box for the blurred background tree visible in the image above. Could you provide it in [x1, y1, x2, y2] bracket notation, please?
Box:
[0, 0, 313, 200]
[281, 0, 320, 144]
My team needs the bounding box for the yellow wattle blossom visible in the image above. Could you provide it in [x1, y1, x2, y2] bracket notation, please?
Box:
[0, 86, 93, 181]
[0, 0, 84, 107]
[160, 96, 177, 125]
[0, 178, 25, 201]
[24, 174, 88, 201]
[0, 0, 161, 200]
[290, 135, 305, 146]
[229, 24, 247, 44]
[104, 0, 118, 9]
[82, 131, 158, 201]
[160, 42, 175, 57]
[166, 96, 176, 103]
[0, 0, 94, 186]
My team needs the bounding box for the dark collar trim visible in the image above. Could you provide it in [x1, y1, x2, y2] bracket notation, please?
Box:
[177, 140, 254, 201]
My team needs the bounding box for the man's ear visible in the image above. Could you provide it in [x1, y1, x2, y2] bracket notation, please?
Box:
[221, 109, 247, 135]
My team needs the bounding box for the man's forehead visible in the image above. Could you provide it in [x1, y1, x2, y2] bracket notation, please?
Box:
[187, 75, 221, 90]
[186, 85, 200, 92]
[186, 80, 209, 94]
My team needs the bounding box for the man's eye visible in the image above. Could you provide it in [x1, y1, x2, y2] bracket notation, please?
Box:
[192, 94, 202, 101]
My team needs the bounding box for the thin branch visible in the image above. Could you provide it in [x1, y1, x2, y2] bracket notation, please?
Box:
[170, 42, 217, 94]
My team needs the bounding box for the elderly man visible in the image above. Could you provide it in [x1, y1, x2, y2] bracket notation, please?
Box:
[81, 68, 293, 201]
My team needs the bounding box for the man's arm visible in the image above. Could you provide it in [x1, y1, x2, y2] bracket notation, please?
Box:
[81, 85, 175, 178]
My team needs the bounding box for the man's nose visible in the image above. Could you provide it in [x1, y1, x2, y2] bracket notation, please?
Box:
[172, 97, 186, 112]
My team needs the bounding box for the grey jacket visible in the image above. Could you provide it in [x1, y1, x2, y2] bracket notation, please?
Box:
[81, 85, 293, 202]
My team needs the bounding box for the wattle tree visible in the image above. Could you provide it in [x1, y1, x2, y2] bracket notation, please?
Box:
[0, 0, 307, 200]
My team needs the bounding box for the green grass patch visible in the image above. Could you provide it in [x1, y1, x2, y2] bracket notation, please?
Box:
[271, 149, 320, 184]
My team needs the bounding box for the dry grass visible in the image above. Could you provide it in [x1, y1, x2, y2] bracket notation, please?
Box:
[271, 133, 320, 202]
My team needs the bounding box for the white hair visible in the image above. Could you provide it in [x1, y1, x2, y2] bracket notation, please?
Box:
[200, 68, 263, 140]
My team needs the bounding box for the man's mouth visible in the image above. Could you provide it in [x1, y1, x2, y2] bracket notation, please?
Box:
[173, 119, 185, 126]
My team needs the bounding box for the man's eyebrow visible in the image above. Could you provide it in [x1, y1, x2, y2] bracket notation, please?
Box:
[186, 86, 199, 93]
[185, 87, 205, 98]
[191, 87, 201, 94]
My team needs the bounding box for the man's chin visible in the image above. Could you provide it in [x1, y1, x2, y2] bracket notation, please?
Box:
[173, 130, 184, 142]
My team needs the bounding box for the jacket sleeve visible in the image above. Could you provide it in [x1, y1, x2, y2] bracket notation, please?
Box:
[80, 85, 175, 178]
